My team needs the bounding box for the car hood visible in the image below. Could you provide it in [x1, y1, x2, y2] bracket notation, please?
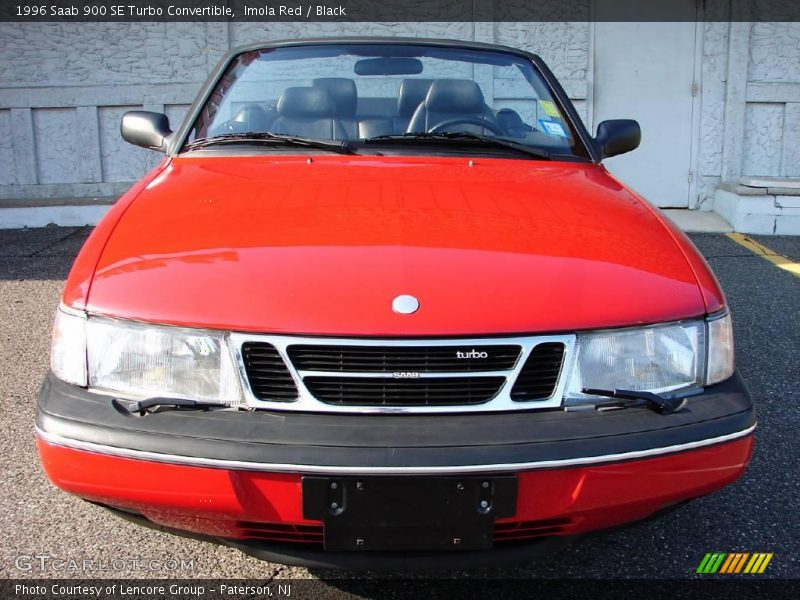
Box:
[87, 155, 706, 335]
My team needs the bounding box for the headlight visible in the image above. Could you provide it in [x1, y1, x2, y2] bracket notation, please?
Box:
[51, 308, 87, 386]
[50, 309, 243, 406]
[706, 312, 735, 385]
[564, 312, 735, 406]
[565, 321, 704, 405]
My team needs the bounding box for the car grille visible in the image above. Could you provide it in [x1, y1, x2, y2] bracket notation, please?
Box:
[236, 521, 323, 545]
[287, 344, 521, 372]
[235, 517, 574, 545]
[304, 376, 506, 406]
[493, 517, 574, 544]
[510, 342, 566, 401]
[241, 342, 299, 402]
[235, 335, 574, 413]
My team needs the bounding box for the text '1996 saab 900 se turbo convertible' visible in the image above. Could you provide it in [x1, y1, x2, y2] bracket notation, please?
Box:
[36, 38, 755, 570]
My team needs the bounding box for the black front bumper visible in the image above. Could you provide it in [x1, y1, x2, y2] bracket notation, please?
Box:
[37, 371, 754, 472]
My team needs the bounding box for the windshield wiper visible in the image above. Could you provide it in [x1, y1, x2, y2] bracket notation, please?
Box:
[581, 388, 690, 415]
[183, 132, 356, 155]
[112, 397, 229, 417]
[365, 132, 550, 160]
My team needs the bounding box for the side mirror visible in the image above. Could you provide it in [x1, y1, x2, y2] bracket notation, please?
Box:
[121, 111, 172, 152]
[595, 119, 641, 159]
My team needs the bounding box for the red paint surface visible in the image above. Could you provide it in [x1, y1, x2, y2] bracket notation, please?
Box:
[66, 155, 723, 335]
[63, 158, 171, 310]
[37, 436, 752, 541]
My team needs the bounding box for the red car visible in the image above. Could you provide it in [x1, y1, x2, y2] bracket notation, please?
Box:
[38, 38, 754, 570]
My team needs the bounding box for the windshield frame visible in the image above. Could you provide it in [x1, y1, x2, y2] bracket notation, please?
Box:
[171, 37, 599, 162]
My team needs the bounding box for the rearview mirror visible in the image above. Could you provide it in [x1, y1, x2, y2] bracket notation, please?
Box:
[121, 111, 172, 152]
[595, 119, 641, 159]
[354, 57, 423, 76]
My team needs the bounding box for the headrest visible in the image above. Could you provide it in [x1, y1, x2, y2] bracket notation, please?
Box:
[231, 104, 271, 131]
[277, 87, 335, 119]
[425, 80, 486, 114]
[496, 108, 525, 128]
[313, 78, 358, 117]
[397, 79, 433, 117]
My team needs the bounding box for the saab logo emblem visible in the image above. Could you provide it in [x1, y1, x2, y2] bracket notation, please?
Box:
[696, 552, 773, 574]
[392, 295, 420, 315]
[457, 350, 489, 359]
[393, 372, 420, 378]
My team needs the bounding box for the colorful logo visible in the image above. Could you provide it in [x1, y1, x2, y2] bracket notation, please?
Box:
[697, 552, 773, 574]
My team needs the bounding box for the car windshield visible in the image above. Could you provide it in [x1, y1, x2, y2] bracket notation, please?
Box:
[187, 43, 588, 159]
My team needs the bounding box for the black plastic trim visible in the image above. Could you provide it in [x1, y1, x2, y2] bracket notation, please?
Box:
[37, 371, 754, 471]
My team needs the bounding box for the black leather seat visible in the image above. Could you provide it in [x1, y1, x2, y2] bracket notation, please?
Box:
[221, 104, 275, 134]
[271, 87, 348, 140]
[357, 117, 393, 139]
[395, 79, 433, 131]
[497, 108, 533, 138]
[357, 79, 433, 139]
[312, 78, 358, 138]
[406, 79, 499, 135]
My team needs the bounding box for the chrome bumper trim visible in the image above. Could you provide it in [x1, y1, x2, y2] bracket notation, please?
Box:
[35, 423, 756, 475]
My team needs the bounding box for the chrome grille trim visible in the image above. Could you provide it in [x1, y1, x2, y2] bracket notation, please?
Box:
[295, 370, 515, 379]
[287, 343, 522, 373]
[230, 333, 576, 414]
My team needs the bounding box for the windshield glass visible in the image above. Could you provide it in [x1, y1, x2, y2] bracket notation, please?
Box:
[189, 43, 587, 158]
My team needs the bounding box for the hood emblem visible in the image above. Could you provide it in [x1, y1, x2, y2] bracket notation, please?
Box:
[392, 295, 420, 314]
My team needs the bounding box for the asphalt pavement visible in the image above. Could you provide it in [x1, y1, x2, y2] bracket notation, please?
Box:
[0, 226, 798, 583]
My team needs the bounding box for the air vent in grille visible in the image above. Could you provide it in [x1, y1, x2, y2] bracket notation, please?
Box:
[494, 517, 574, 544]
[509, 342, 566, 401]
[287, 345, 521, 373]
[237, 521, 323, 545]
[241, 342, 298, 402]
[304, 376, 505, 406]
[235, 517, 575, 546]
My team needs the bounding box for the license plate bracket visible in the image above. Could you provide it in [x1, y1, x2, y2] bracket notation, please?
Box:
[302, 476, 517, 551]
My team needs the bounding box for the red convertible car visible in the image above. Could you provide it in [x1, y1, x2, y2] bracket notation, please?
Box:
[37, 38, 754, 570]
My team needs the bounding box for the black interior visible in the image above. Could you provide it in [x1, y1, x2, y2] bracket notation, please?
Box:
[406, 80, 500, 135]
[271, 86, 349, 139]
[219, 78, 537, 141]
[312, 77, 359, 138]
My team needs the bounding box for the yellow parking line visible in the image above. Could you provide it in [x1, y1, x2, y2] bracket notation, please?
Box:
[726, 233, 800, 278]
